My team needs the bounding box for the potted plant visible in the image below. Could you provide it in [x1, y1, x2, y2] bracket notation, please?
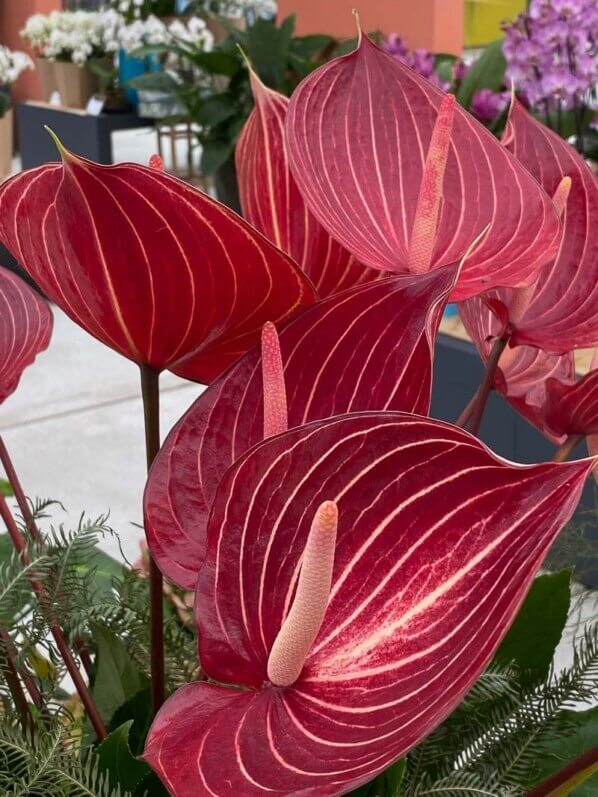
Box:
[39, 9, 123, 109]
[0, 47, 34, 180]
[131, 13, 349, 210]
[20, 13, 56, 102]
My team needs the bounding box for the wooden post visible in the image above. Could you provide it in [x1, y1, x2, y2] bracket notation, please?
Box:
[277, 0, 464, 55]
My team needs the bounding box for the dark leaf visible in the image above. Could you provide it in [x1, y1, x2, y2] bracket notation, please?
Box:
[95, 721, 149, 792]
[456, 38, 506, 109]
[494, 570, 571, 680]
[194, 94, 238, 126]
[200, 139, 235, 175]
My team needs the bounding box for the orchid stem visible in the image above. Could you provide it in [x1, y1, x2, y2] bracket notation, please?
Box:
[525, 747, 598, 796]
[455, 389, 479, 429]
[552, 433, 584, 463]
[0, 494, 107, 739]
[140, 364, 165, 716]
[469, 337, 508, 437]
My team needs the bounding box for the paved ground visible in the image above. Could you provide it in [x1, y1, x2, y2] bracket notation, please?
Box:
[1, 307, 204, 564]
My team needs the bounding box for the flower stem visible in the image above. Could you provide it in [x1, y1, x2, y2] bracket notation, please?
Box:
[0, 495, 107, 739]
[0, 627, 32, 733]
[469, 337, 508, 437]
[552, 433, 584, 463]
[455, 389, 479, 429]
[0, 435, 93, 678]
[0, 435, 39, 539]
[525, 746, 598, 796]
[0, 626, 42, 710]
[139, 365, 164, 716]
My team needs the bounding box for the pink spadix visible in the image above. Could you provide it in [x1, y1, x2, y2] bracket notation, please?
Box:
[149, 154, 165, 171]
[267, 500, 338, 687]
[408, 94, 456, 274]
[508, 176, 572, 327]
[261, 321, 288, 437]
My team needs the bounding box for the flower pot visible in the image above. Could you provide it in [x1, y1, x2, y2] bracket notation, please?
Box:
[0, 109, 13, 181]
[35, 57, 57, 102]
[54, 61, 96, 108]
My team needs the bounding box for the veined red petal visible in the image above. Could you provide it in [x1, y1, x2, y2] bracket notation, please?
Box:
[145, 413, 592, 796]
[286, 33, 561, 300]
[543, 360, 598, 438]
[504, 101, 598, 351]
[144, 267, 456, 588]
[0, 155, 316, 383]
[459, 296, 575, 443]
[0, 265, 53, 403]
[236, 73, 378, 297]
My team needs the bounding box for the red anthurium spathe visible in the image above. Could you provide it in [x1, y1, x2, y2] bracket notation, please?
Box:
[236, 69, 378, 297]
[144, 267, 456, 588]
[144, 413, 593, 796]
[500, 100, 598, 351]
[0, 265, 52, 403]
[0, 147, 316, 383]
[285, 32, 562, 301]
[459, 297, 576, 444]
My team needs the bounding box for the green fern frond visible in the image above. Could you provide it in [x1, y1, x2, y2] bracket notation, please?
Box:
[0, 716, 129, 796]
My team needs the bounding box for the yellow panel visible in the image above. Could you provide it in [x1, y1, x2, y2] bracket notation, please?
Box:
[464, 0, 526, 47]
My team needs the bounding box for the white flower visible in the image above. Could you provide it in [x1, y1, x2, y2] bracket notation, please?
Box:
[0, 46, 34, 86]
[35, 10, 124, 64]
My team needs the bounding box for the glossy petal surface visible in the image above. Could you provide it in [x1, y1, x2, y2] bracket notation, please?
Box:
[286, 34, 561, 300]
[503, 101, 598, 351]
[145, 413, 592, 797]
[0, 265, 52, 404]
[237, 76, 378, 297]
[459, 297, 575, 444]
[145, 268, 455, 588]
[0, 157, 316, 382]
[543, 355, 598, 438]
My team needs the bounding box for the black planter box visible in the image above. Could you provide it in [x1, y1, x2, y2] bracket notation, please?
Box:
[432, 334, 597, 587]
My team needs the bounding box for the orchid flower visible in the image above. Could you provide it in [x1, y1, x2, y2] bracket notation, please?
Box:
[145, 267, 457, 588]
[285, 31, 562, 300]
[144, 412, 593, 796]
[0, 144, 316, 384]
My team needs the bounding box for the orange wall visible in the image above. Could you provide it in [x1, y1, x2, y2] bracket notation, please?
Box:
[0, 0, 61, 104]
[278, 0, 464, 54]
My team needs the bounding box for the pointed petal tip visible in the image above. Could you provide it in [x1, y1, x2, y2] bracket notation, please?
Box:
[149, 154, 165, 171]
[44, 126, 68, 160]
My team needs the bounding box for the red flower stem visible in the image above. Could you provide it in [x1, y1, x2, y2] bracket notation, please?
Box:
[0, 435, 93, 679]
[0, 435, 39, 538]
[455, 389, 479, 429]
[552, 433, 584, 463]
[469, 337, 509, 437]
[0, 626, 32, 732]
[140, 365, 165, 716]
[0, 494, 107, 739]
[0, 625, 42, 710]
[525, 746, 598, 797]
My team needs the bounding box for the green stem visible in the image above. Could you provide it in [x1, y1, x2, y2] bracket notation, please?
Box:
[525, 747, 598, 796]
[140, 365, 165, 716]
[552, 433, 584, 463]
[469, 337, 508, 437]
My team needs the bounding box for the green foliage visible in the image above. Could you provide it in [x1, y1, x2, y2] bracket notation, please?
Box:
[456, 39, 506, 110]
[130, 14, 352, 176]
[495, 570, 571, 681]
[95, 722, 149, 794]
[349, 759, 407, 796]
[90, 624, 149, 725]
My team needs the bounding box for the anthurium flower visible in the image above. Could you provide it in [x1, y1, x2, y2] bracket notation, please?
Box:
[144, 413, 593, 796]
[0, 147, 316, 383]
[144, 267, 457, 589]
[459, 296, 576, 444]
[285, 31, 562, 301]
[0, 265, 52, 403]
[498, 99, 598, 352]
[236, 68, 378, 297]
